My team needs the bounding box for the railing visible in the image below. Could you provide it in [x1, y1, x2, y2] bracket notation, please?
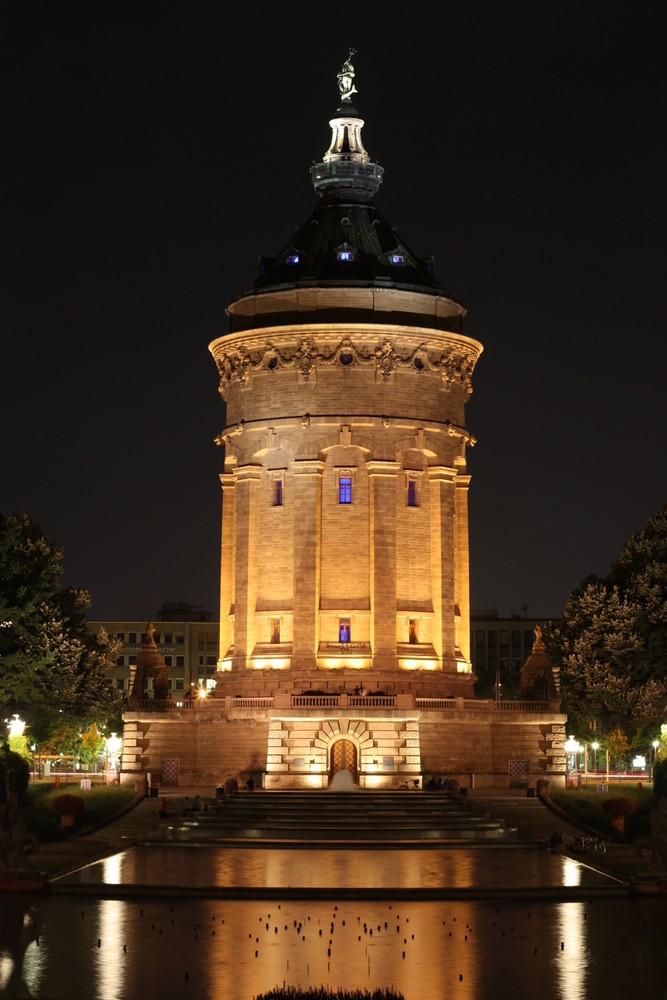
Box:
[133, 695, 558, 713]
[416, 698, 558, 713]
[229, 697, 274, 709]
[290, 694, 397, 708]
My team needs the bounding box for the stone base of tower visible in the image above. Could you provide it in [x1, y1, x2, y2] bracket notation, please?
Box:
[121, 674, 566, 792]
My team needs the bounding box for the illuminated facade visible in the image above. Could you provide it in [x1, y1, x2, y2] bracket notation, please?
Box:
[209, 64, 481, 683]
[120, 57, 566, 790]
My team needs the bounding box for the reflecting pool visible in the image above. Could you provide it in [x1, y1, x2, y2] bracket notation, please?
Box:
[1, 846, 665, 1000]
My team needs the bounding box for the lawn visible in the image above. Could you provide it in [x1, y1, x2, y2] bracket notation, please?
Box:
[26, 781, 137, 842]
[550, 782, 655, 842]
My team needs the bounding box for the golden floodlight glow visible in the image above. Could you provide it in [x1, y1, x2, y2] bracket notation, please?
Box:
[401, 659, 436, 671]
[252, 658, 289, 670]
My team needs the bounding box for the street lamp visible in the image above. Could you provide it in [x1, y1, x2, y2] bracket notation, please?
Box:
[564, 736, 581, 783]
[652, 739, 660, 779]
[105, 732, 123, 783]
[590, 741, 599, 776]
[8, 714, 25, 738]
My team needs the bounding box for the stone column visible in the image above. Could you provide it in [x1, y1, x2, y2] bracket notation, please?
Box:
[454, 472, 472, 666]
[231, 465, 263, 670]
[367, 461, 401, 669]
[291, 460, 325, 669]
[427, 466, 457, 671]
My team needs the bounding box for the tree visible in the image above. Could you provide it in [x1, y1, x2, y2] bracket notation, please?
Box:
[546, 504, 667, 744]
[0, 513, 123, 732]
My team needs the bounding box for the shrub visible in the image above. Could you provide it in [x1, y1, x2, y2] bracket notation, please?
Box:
[654, 757, 667, 799]
[52, 794, 85, 816]
[0, 746, 31, 804]
[601, 796, 635, 817]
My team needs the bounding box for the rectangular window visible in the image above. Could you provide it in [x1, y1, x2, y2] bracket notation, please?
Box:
[128, 655, 136, 665]
[408, 619, 418, 644]
[407, 480, 418, 507]
[128, 632, 137, 643]
[116, 678, 126, 690]
[273, 479, 283, 506]
[176, 656, 184, 667]
[339, 618, 351, 642]
[164, 656, 173, 666]
[339, 476, 352, 504]
[116, 656, 125, 667]
[270, 618, 281, 643]
[206, 656, 217, 666]
[116, 632, 125, 642]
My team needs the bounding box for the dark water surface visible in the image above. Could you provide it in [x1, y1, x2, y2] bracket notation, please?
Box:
[1, 847, 665, 1000]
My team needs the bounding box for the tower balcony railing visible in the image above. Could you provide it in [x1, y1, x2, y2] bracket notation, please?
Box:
[130, 695, 559, 713]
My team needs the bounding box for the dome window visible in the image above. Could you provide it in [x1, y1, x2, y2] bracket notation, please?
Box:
[336, 241, 356, 263]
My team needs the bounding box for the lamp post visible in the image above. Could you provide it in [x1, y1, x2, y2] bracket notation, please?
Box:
[105, 732, 123, 784]
[591, 741, 599, 776]
[652, 739, 659, 780]
[564, 736, 581, 785]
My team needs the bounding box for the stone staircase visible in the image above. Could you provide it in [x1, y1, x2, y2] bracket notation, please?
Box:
[156, 789, 516, 844]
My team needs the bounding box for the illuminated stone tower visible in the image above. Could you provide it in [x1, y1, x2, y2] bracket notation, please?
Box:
[120, 58, 565, 791]
[209, 54, 482, 692]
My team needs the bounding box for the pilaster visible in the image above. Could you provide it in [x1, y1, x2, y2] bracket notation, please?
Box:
[427, 466, 458, 670]
[231, 465, 263, 670]
[455, 473, 472, 666]
[367, 460, 401, 669]
[218, 473, 235, 666]
[291, 460, 325, 668]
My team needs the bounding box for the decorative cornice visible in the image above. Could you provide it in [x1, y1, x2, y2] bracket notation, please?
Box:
[214, 335, 477, 399]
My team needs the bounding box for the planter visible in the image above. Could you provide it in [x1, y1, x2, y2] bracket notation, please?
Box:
[60, 814, 75, 827]
[610, 815, 625, 834]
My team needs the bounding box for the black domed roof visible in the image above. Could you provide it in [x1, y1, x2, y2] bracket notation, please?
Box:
[237, 55, 456, 305]
[250, 196, 442, 295]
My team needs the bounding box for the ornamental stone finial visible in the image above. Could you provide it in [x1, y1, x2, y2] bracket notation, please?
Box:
[337, 48, 358, 103]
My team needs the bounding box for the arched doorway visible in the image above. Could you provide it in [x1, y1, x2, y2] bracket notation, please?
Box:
[329, 738, 358, 784]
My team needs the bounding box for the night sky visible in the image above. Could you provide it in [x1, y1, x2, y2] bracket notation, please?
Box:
[3, 3, 665, 622]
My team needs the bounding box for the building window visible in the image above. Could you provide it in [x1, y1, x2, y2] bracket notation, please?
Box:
[128, 656, 136, 665]
[339, 618, 351, 642]
[270, 618, 281, 644]
[164, 656, 173, 667]
[116, 632, 125, 642]
[407, 480, 418, 507]
[175, 678, 185, 691]
[408, 619, 419, 644]
[286, 253, 300, 265]
[339, 476, 352, 504]
[206, 656, 217, 666]
[116, 656, 125, 667]
[176, 656, 184, 667]
[273, 479, 283, 506]
[128, 632, 137, 643]
[116, 678, 126, 690]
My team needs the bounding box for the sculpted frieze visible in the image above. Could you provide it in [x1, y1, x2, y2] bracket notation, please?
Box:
[215, 336, 477, 397]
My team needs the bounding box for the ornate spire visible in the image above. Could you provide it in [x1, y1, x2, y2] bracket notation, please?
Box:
[310, 51, 383, 202]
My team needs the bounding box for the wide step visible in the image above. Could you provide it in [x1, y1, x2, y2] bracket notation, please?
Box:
[153, 790, 515, 844]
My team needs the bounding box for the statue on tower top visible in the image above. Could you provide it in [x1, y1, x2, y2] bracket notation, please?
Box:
[337, 48, 358, 103]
